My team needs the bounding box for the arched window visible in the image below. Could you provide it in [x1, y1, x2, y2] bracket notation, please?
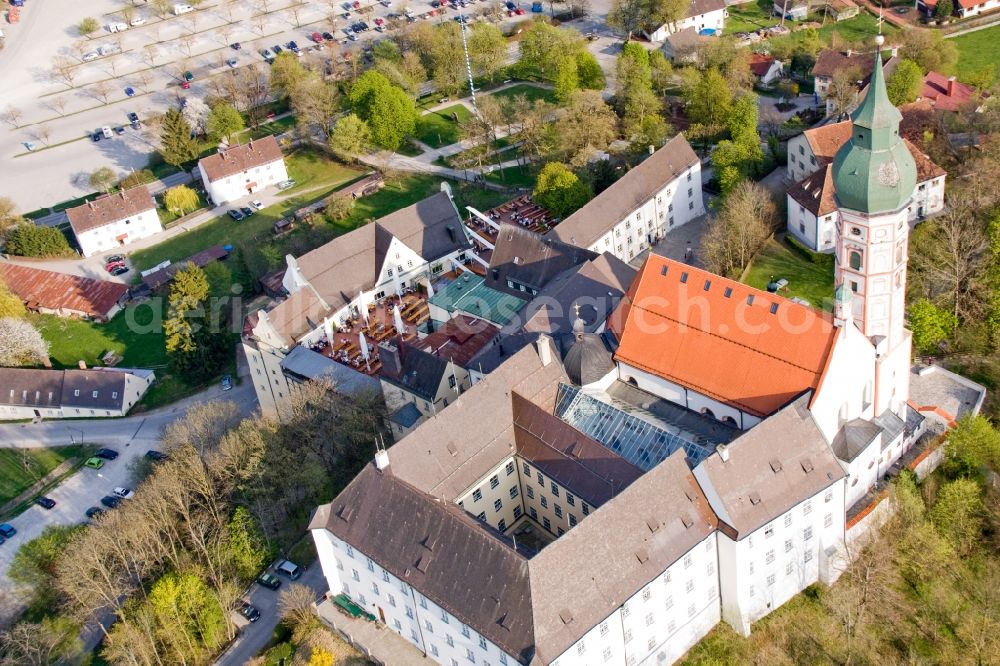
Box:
[849, 251, 862, 270]
[625, 376, 638, 387]
[701, 407, 716, 419]
[722, 416, 738, 427]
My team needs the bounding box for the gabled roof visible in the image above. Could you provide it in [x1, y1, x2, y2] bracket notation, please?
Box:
[314, 465, 536, 662]
[198, 135, 284, 183]
[380, 343, 450, 402]
[485, 225, 597, 299]
[693, 394, 845, 540]
[547, 134, 699, 250]
[608, 255, 839, 418]
[749, 53, 778, 78]
[65, 186, 156, 235]
[788, 165, 838, 217]
[800, 121, 945, 183]
[0, 262, 127, 319]
[257, 286, 333, 347]
[812, 48, 875, 78]
[0, 368, 136, 411]
[417, 315, 499, 368]
[922, 71, 981, 112]
[685, 0, 726, 17]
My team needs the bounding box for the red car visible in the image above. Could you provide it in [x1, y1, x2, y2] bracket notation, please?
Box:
[311, 31, 324, 43]
[105, 261, 126, 273]
[181, 80, 191, 89]
[374, 16, 385, 25]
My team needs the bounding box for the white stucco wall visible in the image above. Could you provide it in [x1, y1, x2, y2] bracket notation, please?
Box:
[809, 325, 876, 443]
[201, 157, 288, 205]
[76, 207, 162, 257]
[647, 8, 726, 41]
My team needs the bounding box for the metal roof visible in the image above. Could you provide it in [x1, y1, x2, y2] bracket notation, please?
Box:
[429, 273, 527, 327]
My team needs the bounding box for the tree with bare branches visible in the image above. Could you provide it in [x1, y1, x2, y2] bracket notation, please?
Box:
[51, 56, 78, 88]
[2, 105, 23, 128]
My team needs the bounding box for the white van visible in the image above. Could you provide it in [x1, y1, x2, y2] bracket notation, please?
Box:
[107, 22, 128, 33]
[173, 3, 193, 14]
[130, 16, 146, 26]
[101, 126, 113, 139]
[275, 560, 301, 580]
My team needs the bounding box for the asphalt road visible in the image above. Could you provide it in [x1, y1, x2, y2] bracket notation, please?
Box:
[216, 561, 327, 666]
[0, 361, 258, 624]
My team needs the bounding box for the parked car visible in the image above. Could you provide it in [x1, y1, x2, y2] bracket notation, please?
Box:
[110, 266, 129, 277]
[260, 47, 274, 59]
[183, 70, 194, 81]
[311, 31, 324, 43]
[227, 209, 245, 221]
[95, 448, 119, 460]
[101, 126, 113, 139]
[83, 51, 99, 62]
[105, 254, 125, 264]
[275, 559, 302, 580]
[85, 507, 104, 519]
[231, 42, 241, 50]
[226, 58, 238, 67]
[272, 44, 283, 54]
[240, 602, 261, 622]
[84, 457, 105, 469]
[0, 524, 16, 539]
[100, 495, 122, 509]
[240, 206, 254, 217]
[250, 199, 264, 210]
[127, 112, 140, 128]
[221, 374, 233, 391]
[181, 80, 191, 89]
[145, 450, 169, 461]
[125, 86, 136, 97]
[114, 126, 126, 135]
[91, 132, 102, 142]
[113, 487, 135, 499]
[256, 573, 281, 590]
[276, 179, 295, 190]
[322, 31, 335, 41]
[35, 497, 56, 510]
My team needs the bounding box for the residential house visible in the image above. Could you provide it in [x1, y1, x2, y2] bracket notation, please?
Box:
[0, 367, 154, 421]
[786, 119, 945, 252]
[379, 340, 471, 439]
[921, 71, 986, 111]
[198, 136, 289, 205]
[65, 186, 161, 257]
[749, 53, 784, 85]
[826, 0, 859, 20]
[812, 48, 898, 116]
[772, 0, 808, 20]
[484, 224, 597, 300]
[662, 27, 706, 63]
[0, 263, 128, 321]
[645, 0, 727, 41]
[917, 0, 1000, 18]
[546, 134, 705, 263]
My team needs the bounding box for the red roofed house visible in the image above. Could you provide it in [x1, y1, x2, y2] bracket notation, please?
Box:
[921, 71, 986, 112]
[0, 262, 128, 321]
[786, 115, 946, 251]
[918, 0, 999, 18]
[749, 53, 783, 85]
[198, 135, 288, 206]
[65, 186, 161, 258]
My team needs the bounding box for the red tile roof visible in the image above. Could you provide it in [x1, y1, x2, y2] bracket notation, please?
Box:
[0, 263, 127, 320]
[65, 186, 156, 235]
[788, 165, 838, 217]
[608, 255, 839, 417]
[749, 53, 777, 78]
[198, 135, 284, 183]
[922, 71, 982, 112]
[803, 120, 945, 181]
[416, 315, 499, 367]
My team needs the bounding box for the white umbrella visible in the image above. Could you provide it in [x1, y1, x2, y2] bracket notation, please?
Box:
[393, 304, 405, 335]
[359, 331, 370, 361]
[425, 279, 435, 298]
[358, 291, 369, 325]
[323, 318, 334, 348]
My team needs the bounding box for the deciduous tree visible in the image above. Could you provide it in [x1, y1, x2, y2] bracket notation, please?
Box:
[328, 113, 370, 162]
[702, 180, 775, 276]
[887, 58, 924, 106]
[0, 317, 50, 366]
[907, 298, 956, 353]
[533, 162, 592, 217]
[89, 166, 118, 193]
[78, 17, 100, 38]
[164, 184, 200, 217]
[348, 70, 417, 150]
[3, 224, 73, 258]
[206, 102, 245, 143]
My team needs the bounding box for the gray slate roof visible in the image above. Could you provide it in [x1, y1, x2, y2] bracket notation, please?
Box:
[562, 333, 615, 386]
[381, 343, 450, 402]
[280, 345, 382, 396]
[388, 401, 424, 428]
[693, 393, 845, 540]
[0, 368, 135, 411]
[547, 134, 699, 250]
[830, 417, 883, 462]
[485, 225, 597, 299]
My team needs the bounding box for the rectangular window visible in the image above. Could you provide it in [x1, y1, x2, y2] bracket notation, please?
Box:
[383, 570, 390, 582]
[431, 645, 439, 657]
[824, 513, 833, 528]
[529, 507, 537, 519]
[513, 505, 522, 519]
[804, 550, 813, 562]
[569, 514, 577, 527]
[447, 634, 454, 647]
[642, 588, 652, 601]
[685, 580, 694, 592]
[764, 524, 774, 538]
[665, 595, 673, 609]
[566, 493, 575, 506]
[441, 609, 449, 623]
[582, 503, 590, 515]
[522, 462, 530, 476]
[536, 471, 544, 484]
[493, 499, 502, 512]
[371, 582, 379, 595]
[803, 526, 813, 540]
[467, 648, 476, 662]
[767, 573, 776, 586]
[506, 461, 515, 475]
[551, 484, 559, 498]
[490, 475, 499, 489]
[784, 514, 792, 527]
[766, 550, 775, 564]
[509, 486, 519, 499]
[540, 496, 548, 509]
[646, 612, 654, 626]
[473, 489, 482, 502]
[479, 635, 487, 650]
[786, 562, 794, 576]
[498, 518, 507, 532]
[603, 647, 613, 661]
[554, 505, 563, 518]
[684, 554, 692, 568]
[600, 621, 609, 636]
[803, 500, 812, 516]
[785, 539, 793, 553]
[526, 485, 534, 499]
[419, 595, 428, 609]
[425, 620, 433, 633]
[476, 511, 486, 522]
[543, 517, 551, 530]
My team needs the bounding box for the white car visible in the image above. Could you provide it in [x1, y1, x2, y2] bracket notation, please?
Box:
[276, 180, 295, 190]
[250, 200, 264, 210]
[101, 126, 113, 139]
[113, 487, 135, 499]
[83, 52, 99, 62]
[130, 17, 146, 26]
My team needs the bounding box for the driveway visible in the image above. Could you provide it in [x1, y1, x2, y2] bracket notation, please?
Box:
[215, 564, 327, 666]
[0, 355, 258, 624]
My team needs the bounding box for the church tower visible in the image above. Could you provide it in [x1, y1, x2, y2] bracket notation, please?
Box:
[831, 35, 915, 416]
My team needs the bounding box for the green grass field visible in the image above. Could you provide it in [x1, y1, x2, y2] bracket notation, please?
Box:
[32, 303, 169, 369]
[951, 25, 1000, 85]
[726, 0, 779, 33]
[743, 237, 835, 311]
[767, 11, 897, 52]
[414, 104, 474, 148]
[0, 446, 90, 505]
[488, 83, 557, 105]
[130, 151, 363, 272]
[484, 165, 537, 189]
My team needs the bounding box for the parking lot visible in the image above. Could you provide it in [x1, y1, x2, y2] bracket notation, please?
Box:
[0, 0, 558, 212]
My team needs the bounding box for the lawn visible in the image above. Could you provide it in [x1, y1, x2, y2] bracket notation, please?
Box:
[32, 303, 168, 369]
[725, 0, 778, 33]
[743, 237, 835, 311]
[767, 12, 897, 52]
[951, 25, 1000, 86]
[130, 151, 363, 272]
[246, 115, 296, 140]
[413, 104, 474, 148]
[156, 189, 210, 226]
[0, 446, 90, 505]
[484, 165, 538, 189]
[488, 83, 557, 105]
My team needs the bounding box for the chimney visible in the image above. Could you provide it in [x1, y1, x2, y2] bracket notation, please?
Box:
[717, 443, 730, 463]
[375, 448, 390, 471]
[248, 138, 254, 152]
[536, 334, 553, 366]
[78, 360, 87, 370]
[890, 45, 898, 58]
[947, 76, 957, 96]
[379, 341, 403, 377]
[87, 200, 95, 210]
[648, 144, 655, 156]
